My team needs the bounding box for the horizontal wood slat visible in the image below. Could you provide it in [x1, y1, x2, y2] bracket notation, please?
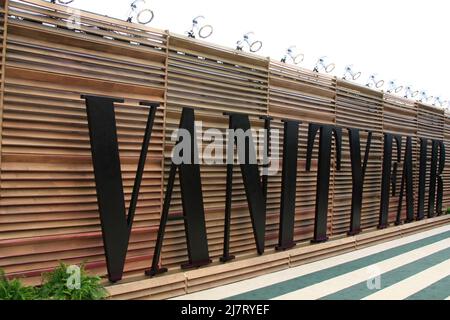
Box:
[382, 96, 419, 224]
[0, 1, 448, 294]
[417, 103, 445, 219]
[335, 80, 383, 232]
[268, 62, 336, 242]
[0, 0, 167, 283]
[161, 35, 269, 268]
[444, 114, 450, 209]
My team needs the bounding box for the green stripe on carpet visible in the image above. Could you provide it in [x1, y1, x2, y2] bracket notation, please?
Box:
[321, 247, 450, 300]
[405, 275, 450, 300]
[226, 230, 450, 300]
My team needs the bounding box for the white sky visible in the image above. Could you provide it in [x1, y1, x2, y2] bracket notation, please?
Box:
[70, 0, 449, 101]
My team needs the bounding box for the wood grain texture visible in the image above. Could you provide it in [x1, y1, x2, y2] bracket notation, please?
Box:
[0, 1, 448, 290]
[336, 80, 383, 232]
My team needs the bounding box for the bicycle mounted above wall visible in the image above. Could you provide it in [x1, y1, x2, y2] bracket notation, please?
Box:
[0, 0, 449, 291]
[236, 32, 263, 53]
[126, 0, 154, 24]
[186, 16, 213, 39]
[42, 0, 450, 109]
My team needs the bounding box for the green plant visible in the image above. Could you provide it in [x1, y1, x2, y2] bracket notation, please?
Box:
[39, 263, 108, 300]
[447, 207, 450, 215]
[0, 269, 38, 300]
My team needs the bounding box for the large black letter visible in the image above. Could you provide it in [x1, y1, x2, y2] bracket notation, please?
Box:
[260, 116, 273, 200]
[417, 138, 428, 220]
[417, 138, 446, 219]
[427, 139, 447, 217]
[378, 133, 402, 229]
[83, 95, 158, 282]
[306, 124, 342, 243]
[428, 140, 439, 217]
[147, 107, 211, 276]
[276, 120, 301, 250]
[221, 113, 267, 261]
[347, 128, 372, 236]
[436, 141, 446, 215]
[395, 136, 415, 225]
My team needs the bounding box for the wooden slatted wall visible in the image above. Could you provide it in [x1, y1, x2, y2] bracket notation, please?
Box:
[162, 34, 269, 268]
[417, 103, 445, 216]
[444, 113, 450, 209]
[0, 0, 168, 283]
[268, 62, 336, 241]
[0, 0, 7, 166]
[382, 96, 418, 224]
[0, 0, 448, 286]
[335, 81, 383, 232]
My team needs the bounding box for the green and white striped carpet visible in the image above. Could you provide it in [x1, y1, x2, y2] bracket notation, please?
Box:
[173, 225, 450, 300]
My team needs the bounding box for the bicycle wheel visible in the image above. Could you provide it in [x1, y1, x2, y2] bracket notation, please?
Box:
[137, 9, 154, 25]
[198, 25, 213, 39]
[292, 53, 304, 65]
[395, 86, 404, 94]
[352, 71, 362, 81]
[250, 40, 262, 53]
[325, 63, 336, 73]
[375, 80, 385, 89]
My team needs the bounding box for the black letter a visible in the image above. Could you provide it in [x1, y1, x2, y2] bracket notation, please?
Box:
[147, 107, 211, 276]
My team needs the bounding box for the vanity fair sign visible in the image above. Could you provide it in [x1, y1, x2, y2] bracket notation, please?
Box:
[82, 95, 446, 283]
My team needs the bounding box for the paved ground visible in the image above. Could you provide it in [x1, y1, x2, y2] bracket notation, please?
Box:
[173, 225, 450, 300]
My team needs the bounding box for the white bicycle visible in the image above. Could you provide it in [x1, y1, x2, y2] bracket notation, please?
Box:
[281, 46, 304, 65]
[432, 96, 444, 107]
[313, 56, 335, 74]
[366, 74, 385, 89]
[126, 0, 154, 25]
[404, 85, 419, 99]
[236, 32, 263, 53]
[418, 91, 431, 103]
[343, 65, 361, 81]
[186, 16, 213, 39]
[386, 80, 403, 94]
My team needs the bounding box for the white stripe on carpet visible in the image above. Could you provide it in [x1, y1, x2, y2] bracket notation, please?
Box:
[172, 225, 450, 300]
[362, 259, 450, 300]
[273, 238, 450, 300]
